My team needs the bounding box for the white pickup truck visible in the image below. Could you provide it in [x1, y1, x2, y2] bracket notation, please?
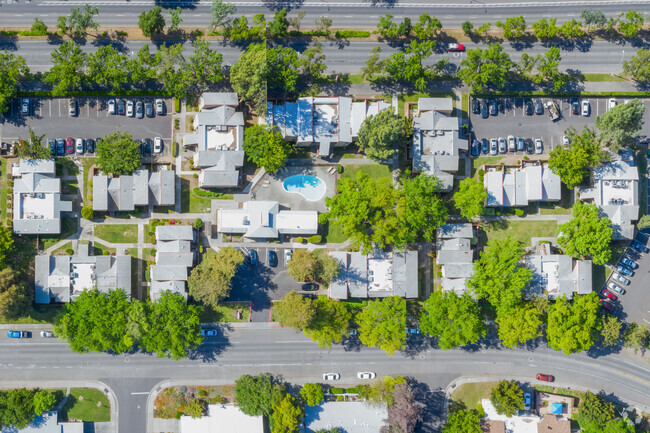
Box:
[545, 100, 560, 121]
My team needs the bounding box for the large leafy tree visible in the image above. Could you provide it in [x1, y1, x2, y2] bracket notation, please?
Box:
[547, 292, 601, 355]
[243, 124, 291, 172]
[287, 249, 340, 284]
[271, 394, 303, 433]
[453, 178, 487, 220]
[618, 10, 644, 38]
[575, 391, 615, 431]
[531, 48, 567, 91]
[531, 18, 559, 39]
[0, 267, 30, 319]
[210, 0, 236, 31]
[490, 380, 524, 416]
[96, 131, 142, 175]
[127, 44, 159, 85]
[457, 43, 513, 91]
[357, 109, 404, 161]
[33, 390, 57, 415]
[623, 322, 649, 353]
[496, 304, 543, 348]
[443, 409, 481, 433]
[66, 4, 100, 37]
[0, 226, 13, 269]
[419, 291, 486, 349]
[188, 247, 244, 310]
[0, 52, 28, 115]
[548, 127, 607, 188]
[268, 9, 289, 39]
[557, 202, 613, 265]
[304, 297, 351, 349]
[413, 14, 442, 39]
[15, 127, 51, 160]
[155, 43, 185, 97]
[623, 48, 650, 82]
[468, 238, 532, 311]
[168, 7, 182, 32]
[266, 46, 300, 96]
[581, 8, 607, 29]
[45, 41, 86, 96]
[86, 46, 129, 91]
[595, 99, 645, 152]
[274, 291, 315, 330]
[601, 315, 622, 348]
[401, 173, 448, 242]
[138, 7, 166, 37]
[182, 40, 225, 93]
[496, 16, 526, 39]
[235, 373, 286, 417]
[229, 43, 267, 113]
[0, 388, 37, 429]
[300, 383, 323, 406]
[355, 296, 406, 356]
[384, 41, 445, 90]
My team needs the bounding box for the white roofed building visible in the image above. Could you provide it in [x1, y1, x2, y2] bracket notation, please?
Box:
[180, 404, 263, 433]
[436, 223, 475, 294]
[217, 201, 318, 239]
[484, 163, 561, 207]
[524, 243, 592, 300]
[150, 225, 196, 300]
[302, 402, 387, 433]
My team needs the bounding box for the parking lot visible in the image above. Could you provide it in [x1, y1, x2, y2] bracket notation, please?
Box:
[470, 97, 650, 155]
[0, 97, 173, 158]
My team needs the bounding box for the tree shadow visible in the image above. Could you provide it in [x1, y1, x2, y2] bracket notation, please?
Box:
[405, 377, 447, 433]
[46, 33, 64, 45]
[341, 334, 363, 352]
[262, 0, 305, 11]
[91, 33, 128, 53]
[0, 36, 18, 51]
[402, 335, 432, 358]
[154, 0, 199, 9]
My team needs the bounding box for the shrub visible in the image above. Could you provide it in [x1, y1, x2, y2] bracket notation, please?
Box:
[65, 248, 74, 255]
[174, 97, 180, 113]
[523, 156, 529, 160]
[193, 187, 223, 198]
[437, 271, 443, 277]
[193, 218, 204, 230]
[193, 173, 198, 178]
[296, 236, 303, 243]
[174, 119, 180, 130]
[150, 249, 156, 256]
[345, 387, 359, 394]
[194, 30, 204, 37]
[88, 180, 93, 187]
[198, 389, 208, 397]
[336, 396, 344, 401]
[102, 250, 109, 255]
[172, 141, 178, 157]
[515, 209, 524, 217]
[330, 387, 343, 395]
[81, 206, 94, 220]
[307, 235, 322, 244]
[6, 219, 11, 226]
[337, 164, 343, 173]
[335, 30, 371, 38]
[478, 169, 485, 176]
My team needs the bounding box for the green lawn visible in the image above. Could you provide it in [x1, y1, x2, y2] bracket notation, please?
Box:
[81, 157, 97, 201]
[127, 247, 139, 258]
[199, 302, 251, 323]
[94, 224, 138, 243]
[461, 93, 469, 120]
[450, 382, 498, 411]
[340, 164, 392, 181]
[55, 158, 79, 177]
[41, 217, 78, 249]
[52, 241, 73, 256]
[93, 241, 116, 256]
[0, 158, 8, 222]
[481, 220, 558, 247]
[0, 304, 64, 324]
[61, 388, 110, 422]
[397, 92, 455, 117]
[320, 218, 348, 244]
[581, 73, 626, 82]
[471, 156, 505, 178]
[180, 178, 212, 213]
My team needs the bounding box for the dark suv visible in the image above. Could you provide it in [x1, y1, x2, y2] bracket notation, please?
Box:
[471, 98, 480, 114]
[269, 251, 278, 267]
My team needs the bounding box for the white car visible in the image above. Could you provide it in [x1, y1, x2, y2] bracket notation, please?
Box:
[155, 98, 165, 115]
[489, 138, 498, 155]
[108, 99, 116, 115]
[562, 135, 570, 147]
[126, 100, 134, 117]
[284, 249, 292, 264]
[507, 135, 516, 152]
[323, 373, 340, 381]
[609, 98, 617, 109]
[154, 137, 163, 154]
[607, 282, 625, 295]
[75, 138, 84, 154]
[498, 137, 507, 154]
[534, 138, 543, 154]
[357, 372, 376, 380]
[21, 98, 30, 115]
[40, 331, 54, 338]
[581, 100, 590, 116]
[69, 99, 77, 117]
[612, 273, 630, 286]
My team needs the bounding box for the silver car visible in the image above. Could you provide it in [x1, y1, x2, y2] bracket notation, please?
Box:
[607, 282, 625, 295]
[498, 137, 507, 154]
[612, 273, 630, 286]
[534, 138, 543, 154]
[490, 138, 498, 155]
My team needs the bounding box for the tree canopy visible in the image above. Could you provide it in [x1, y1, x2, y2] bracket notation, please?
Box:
[234, 373, 286, 417]
[0, 52, 28, 115]
[457, 43, 513, 90]
[271, 393, 303, 433]
[243, 124, 291, 172]
[557, 202, 613, 265]
[0, 388, 55, 429]
[0, 267, 30, 320]
[45, 41, 86, 96]
[304, 297, 351, 349]
[357, 376, 406, 406]
[496, 304, 543, 348]
[453, 178, 487, 220]
[419, 291, 486, 349]
[601, 315, 622, 347]
[188, 247, 244, 310]
[15, 127, 50, 160]
[357, 109, 404, 161]
[287, 249, 340, 284]
[623, 322, 649, 353]
[547, 293, 601, 355]
[595, 99, 645, 152]
[87, 46, 129, 91]
[230, 43, 267, 114]
[138, 7, 166, 37]
[548, 127, 608, 188]
[210, 0, 236, 31]
[96, 131, 142, 175]
[490, 380, 524, 416]
[386, 383, 422, 433]
[443, 409, 481, 433]
[355, 296, 406, 356]
[575, 391, 616, 432]
[623, 48, 650, 82]
[274, 291, 315, 330]
[300, 383, 324, 406]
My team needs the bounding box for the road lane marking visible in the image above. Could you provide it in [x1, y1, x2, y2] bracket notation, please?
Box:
[130, 392, 149, 395]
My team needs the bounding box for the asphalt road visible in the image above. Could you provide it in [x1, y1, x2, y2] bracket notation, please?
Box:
[2, 327, 650, 432]
[0, 0, 645, 29]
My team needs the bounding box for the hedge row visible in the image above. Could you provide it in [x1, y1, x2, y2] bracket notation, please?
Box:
[193, 187, 223, 198]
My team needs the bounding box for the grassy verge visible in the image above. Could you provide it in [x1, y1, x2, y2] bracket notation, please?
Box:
[81, 157, 97, 201]
[0, 159, 9, 223]
[340, 164, 392, 181]
[320, 218, 348, 244]
[199, 302, 251, 323]
[0, 304, 64, 324]
[461, 93, 469, 120]
[180, 177, 212, 213]
[93, 241, 116, 255]
[581, 73, 627, 82]
[41, 216, 78, 249]
[52, 241, 73, 256]
[471, 156, 504, 178]
[94, 224, 138, 243]
[480, 220, 558, 247]
[450, 382, 498, 411]
[61, 388, 111, 422]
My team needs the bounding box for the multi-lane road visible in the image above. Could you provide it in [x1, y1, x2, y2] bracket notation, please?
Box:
[2, 326, 650, 432]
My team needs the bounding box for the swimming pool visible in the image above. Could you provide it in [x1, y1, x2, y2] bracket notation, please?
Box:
[282, 175, 326, 201]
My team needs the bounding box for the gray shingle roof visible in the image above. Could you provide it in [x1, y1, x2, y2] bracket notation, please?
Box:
[93, 170, 175, 211]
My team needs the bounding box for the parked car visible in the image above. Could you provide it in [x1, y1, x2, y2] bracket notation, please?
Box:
[302, 282, 318, 291]
[507, 135, 516, 152]
[620, 257, 638, 269]
[471, 139, 479, 157]
[323, 373, 340, 381]
[526, 139, 535, 154]
[75, 138, 84, 154]
[524, 98, 534, 116]
[536, 373, 554, 382]
[40, 331, 54, 338]
[269, 250, 278, 267]
[581, 100, 590, 116]
[471, 98, 480, 114]
[7, 330, 27, 338]
[600, 288, 618, 301]
[126, 100, 134, 117]
[143, 138, 152, 156]
[562, 135, 570, 147]
[201, 328, 218, 337]
[348, 328, 358, 336]
[524, 393, 532, 411]
[571, 98, 580, 115]
[612, 273, 630, 286]
[136, 100, 144, 119]
[49, 139, 56, 157]
[481, 101, 489, 119]
[545, 100, 560, 121]
[66, 137, 74, 154]
[516, 136, 525, 152]
[600, 299, 615, 312]
[284, 249, 292, 264]
[489, 99, 498, 116]
[154, 137, 163, 154]
[117, 99, 125, 115]
[56, 138, 65, 156]
[607, 282, 625, 295]
[108, 99, 116, 115]
[481, 138, 489, 154]
[447, 43, 465, 51]
[631, 240, 649, 253]
[85, 138, 95, 153]
[534, 138, 543, 154]
[534, 99, 543, 115]
[490, 138, 498, 155]
[498, 136, 507, 154]
[249, 250, 258, 265]
[357, 372, 376, 379]
[145, 100, 154, 117]
[21, 98, 30, 115]
[407, 327, 421, 334]
[609, 98, 617, 109]
[69, 99, 77, 117]
[155, 98, 165, 115]
[616, 265, 634, 277]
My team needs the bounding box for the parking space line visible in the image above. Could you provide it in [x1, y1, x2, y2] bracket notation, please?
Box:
[57, 99, 61, 117]
[48, 100, 51, 118]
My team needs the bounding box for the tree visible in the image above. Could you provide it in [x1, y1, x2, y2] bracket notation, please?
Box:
[96, 131, 141, 175]
[155, 43, 185, 97]
[274, 291, 315, 330]
[496, 16, 526, 39]
[357, 376, 406, 406]
[139, 291, 203, 360]
[623, 48, 650, 82]
[413, 14, 442, 39]
[457, 43, 513, 91]
[575, 391, 615, 432]
[287, 249, 340, 284]
[386, 383, 422, 433]
[0, 52, 28, 114]
[81, 206, 94, 220]
[443, 409, 481, 433]
[476, 22, 491, 37]
[419, 291, 486, 349]
[559, 19, 585, 38]
[0, 388, 36, 429]
[376, 15, 399, 38]
[31, 18, 48, 35]
[548, 127, 607, 188]
[230, 43, 267, 114]
[266, 46, 299, 96]
[382, 40, 445, 90]
[581, 9, 607, 29]
[496, 304, 543, 348]
[601, 316, 622, 347]
[618, 11, 644, 38]
[271, 394, 303, 433]
[595, 99, 645, 152]
[531, 18, 559, 39]
[168, 7, 182, 32]
[210, 0, 236, 31]
[234, 373, 286, 417]
[86, 45, 129, 91]
[623, 323, 649, 353]
[290, 11, 305, 31]
[67, 4, 100, 37]
[188, 247, 244, 309]
[56, 16, 69, 35]
[269, 9, 289, 39]
[358, 109, 404, 160]
[468, 238, 532, 311]
[461, 21, 474, 36]
[139, 7, 166, 37]
[300, 383, 323, 406]
[532, 47, 567, 91]
[243, 124, 291, 172]
[490, 380, 523, 416]
[15, 127, 50, 160]
[193, 218, 203, 230]
[402, 174, 448, 243]
[453, 178, 487, 220]
[557, 202, 613, 265]
[356, 296, 406, 356]
[33, 390, 57, 415]
[182, 39, 225, 93]
[315, 16, 332, 37]
[299, 42, 327, 92]
[0, 226, 14, 268]
[127, 44, 159, 85]
[45, 41, 86, 96]
[304, 297, 351, 349]
[0, 267, 29, 319]
[547, 293, 601, 355]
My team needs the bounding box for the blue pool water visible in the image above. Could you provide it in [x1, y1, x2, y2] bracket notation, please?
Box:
[282, 175, 326, 201]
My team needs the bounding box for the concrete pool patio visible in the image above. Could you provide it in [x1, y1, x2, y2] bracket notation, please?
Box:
[251, 165, 336, 212]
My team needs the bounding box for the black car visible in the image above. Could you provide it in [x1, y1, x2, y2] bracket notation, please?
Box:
[85, 138, 95, 153]
[269, 250, 278, 267]
[302, 282, 318, 291]
[571, 98, 580, 115]
[145, 101, 154, 118]
[524, 98, 534, 116]
[526, 138, 535, 154]
[481, 101, 489, 118]
[56, 138, 65, 156]
[481, 138, 489, 154]
[489, 99, 498, 116]
[534, 99, 543, 115]
[49, 139, 56, 157]
[471, 139, 479, 157]
[471, 98, 480, 114]
[117, 99, 125, 115]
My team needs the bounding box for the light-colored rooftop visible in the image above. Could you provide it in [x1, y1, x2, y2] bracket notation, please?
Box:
[302, 401, 387, 433]
[181, 404, 263, 433]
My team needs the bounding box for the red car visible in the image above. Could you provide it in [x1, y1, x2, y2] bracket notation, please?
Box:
[600, 288, 617, 301]
[447, 43, 465, 52]
[66, 137, 74, 154]
[600, 300, 615, 312]
[536, 373, 554, 382]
